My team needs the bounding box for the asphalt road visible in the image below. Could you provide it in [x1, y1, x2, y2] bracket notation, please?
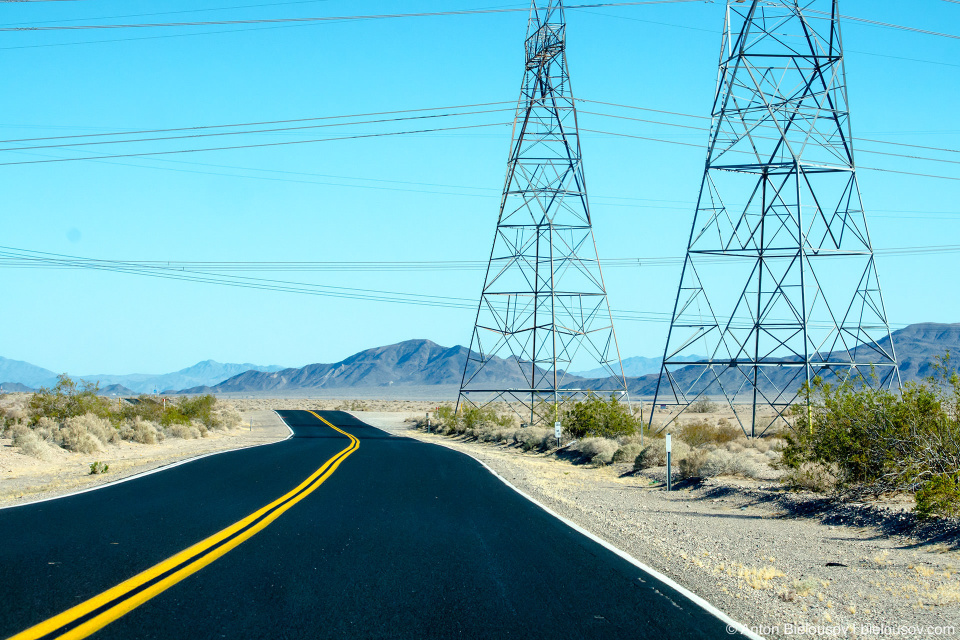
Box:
[1, 410, 748, 639]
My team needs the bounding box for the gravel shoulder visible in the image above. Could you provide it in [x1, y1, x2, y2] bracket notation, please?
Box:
[358, 410, 960, 640]
[0, 409, 289, 509]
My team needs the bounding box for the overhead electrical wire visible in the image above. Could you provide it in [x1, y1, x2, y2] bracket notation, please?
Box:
[0, 121, 513, 166]
[0, 246, 917, 328]
[0, 107, 514, 153]
[0, 101, 515, 144]
[6, 98, 953, 167]
[0, 1, 705, 32]
[4, 3, 958, 47]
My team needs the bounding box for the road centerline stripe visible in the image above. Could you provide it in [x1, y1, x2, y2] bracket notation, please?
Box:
[8, 411, 357, 640]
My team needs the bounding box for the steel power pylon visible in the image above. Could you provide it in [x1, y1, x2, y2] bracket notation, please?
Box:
[456, 0, 629, 426]
[650, 0, 900, 437]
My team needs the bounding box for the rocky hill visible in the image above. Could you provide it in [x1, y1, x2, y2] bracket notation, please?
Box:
[181, 339, 552, 393]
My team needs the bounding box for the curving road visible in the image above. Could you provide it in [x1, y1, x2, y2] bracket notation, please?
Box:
[0, 410, 750, 639]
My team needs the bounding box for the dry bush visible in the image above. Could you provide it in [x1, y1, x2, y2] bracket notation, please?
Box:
[210, 405, 242, 430]
[47, 413, 118, 453]
[613, 441, 643, 464]
[575, 437, 619, 466]
[697, 449, 769, 479]
[677, 420, 741, 448]
[68, 414, 119, 445]
[120, 417, 163, 444]
[33, 416, 59, 442]
[517, 427, 551, 452]
[690, 397, 718, 413]
[678, 449, 708, 479]
[782, 462, 839, 493]
[165, 423, 201, 440]
[633, 438, 691, 471]
[11, 425, 53, 459]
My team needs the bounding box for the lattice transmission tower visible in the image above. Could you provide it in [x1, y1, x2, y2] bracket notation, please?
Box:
[457, 0, 629, 426]
[651, 0, 900, 436]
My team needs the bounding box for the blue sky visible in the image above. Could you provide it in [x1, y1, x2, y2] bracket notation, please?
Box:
[1, 0, 958, 374]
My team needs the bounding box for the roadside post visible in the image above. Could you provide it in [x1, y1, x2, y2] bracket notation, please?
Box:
[554, 421, 562, 448]
[426, 412, 431, 433]
[666, 433, 672, 491]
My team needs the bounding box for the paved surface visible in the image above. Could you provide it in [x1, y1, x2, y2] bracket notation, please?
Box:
[0, 411, 746, 639]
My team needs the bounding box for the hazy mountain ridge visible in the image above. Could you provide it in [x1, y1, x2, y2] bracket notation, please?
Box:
[0, 358, 286, 395]
[570, 322, 960, 398]
[571, 354, 704, 379]
[4, 323, 957, 397]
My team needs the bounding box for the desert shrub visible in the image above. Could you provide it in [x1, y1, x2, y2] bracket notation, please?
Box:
[575, 437, 619, 466]
[633, 438, 691, 471]
[29, 375, 112, 423]
[915, 472, 960, 519]
[11, 425, 52, 459]
[678, 449, 708, 479]
[66, 414, 118, 446]
[697, 449, 769, 479]
[165, 423, 201, 440]
[690, 397, 718, 413]
[210, 405, 242, 430]
[518, 427, 551, 452]
[55, 422, 102, 453]
[783, 357, 960, 515]
[677, 420, 742, 448]
[89, 461, 109, 475]
[613, 441, 643, 464]
[433, 406, 457, 430]
[120, 417, 162, 444]
[562, 393, 638, 439]
[781, 462, 839, 493]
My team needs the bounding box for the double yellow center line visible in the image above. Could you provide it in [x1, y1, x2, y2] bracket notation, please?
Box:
[10, 411, 359, 640]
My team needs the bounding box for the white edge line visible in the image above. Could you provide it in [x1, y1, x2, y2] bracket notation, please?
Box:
[0, 410, 295, 512]
[416, 435, 765, 640]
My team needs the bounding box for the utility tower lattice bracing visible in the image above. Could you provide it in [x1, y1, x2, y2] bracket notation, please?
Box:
[457, 0, 629, 426]
[651, 0, 900, 437]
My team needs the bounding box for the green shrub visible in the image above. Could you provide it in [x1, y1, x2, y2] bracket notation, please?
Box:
[562, 393, 638, 439]
[916, 472, 960, 519]
[89, 461, 109, 475]
[780, 355, 960, 517]
[29, 375, 112, 423]
[677, 420, 741, 447]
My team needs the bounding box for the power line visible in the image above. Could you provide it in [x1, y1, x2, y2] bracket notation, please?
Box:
[0, 121, 512, 166]
[584, 128, 960, 182]
[807, 8, 960, 42]
[0, 101, 514, 145]
[0, 108, 513, 153]
[0, 1, 704, 32]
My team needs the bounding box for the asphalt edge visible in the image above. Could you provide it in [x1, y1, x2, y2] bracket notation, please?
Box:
[422, 436, 765, 640]
[0, 410, 295, 512]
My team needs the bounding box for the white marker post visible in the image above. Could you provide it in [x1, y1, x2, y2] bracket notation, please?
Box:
[555, 421, 562, 448]
[426, 412, 431, 434]
[665, 433, 673, 491]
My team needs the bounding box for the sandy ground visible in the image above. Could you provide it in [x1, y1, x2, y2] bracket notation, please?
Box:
[357, 410, 960, 640]
[0, 410, 289, 509]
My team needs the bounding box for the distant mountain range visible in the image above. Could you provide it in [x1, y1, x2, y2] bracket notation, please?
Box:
[0, 358, 285, 395]
[565, 322, 960, 398]
[571, 354, 703, 379]
[180, 339, 535, 394]
[3, 323, 957, 397]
